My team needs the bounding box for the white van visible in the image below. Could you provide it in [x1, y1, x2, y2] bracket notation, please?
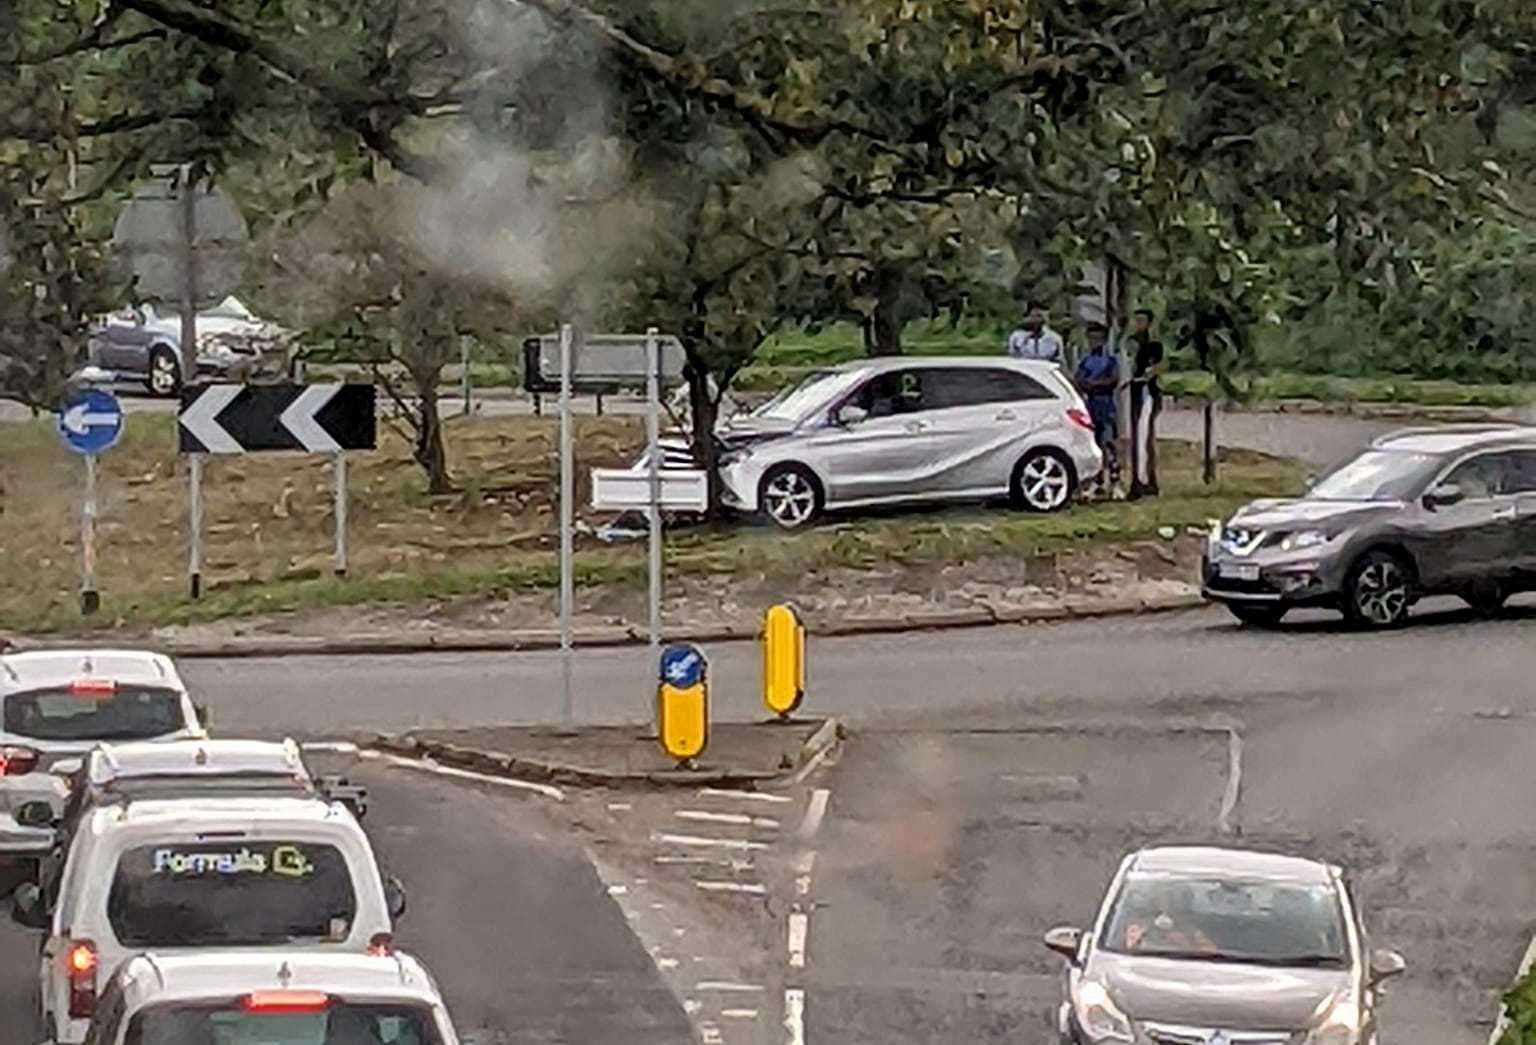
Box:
[15, 795, 406, 1044]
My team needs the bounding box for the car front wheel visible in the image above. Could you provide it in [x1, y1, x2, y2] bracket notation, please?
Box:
[1343, 551, 1413, 629]
[759, 464, 822, 530]
[146, 345, 182, 397]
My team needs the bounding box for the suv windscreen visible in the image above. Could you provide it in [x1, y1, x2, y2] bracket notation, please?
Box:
[753, 369, 864, 421]
[1308, 450, 1440, 501]
[108, 841, 358, 947]
[125, 1002, 442, 1045]
[3, 686, 186, 742]
[1100, 873, 1348, 965]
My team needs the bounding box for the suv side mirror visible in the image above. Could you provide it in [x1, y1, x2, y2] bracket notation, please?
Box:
[384, 875, 408, 920]
[835, 404, 868, 427]
[1423, 483, 1465, 509]
[1369, 948, 1406, 982]
[1043, 925, 1084, 963]
[14, 801, 57, 829]
[11, 883, 49, 930]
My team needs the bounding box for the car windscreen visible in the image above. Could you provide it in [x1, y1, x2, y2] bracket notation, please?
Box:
[125, 1001, 443, 1045]
[753, 369, 864, 420]
[108, 841, 359, 947]
[2, 686, 186, 742]
[1307, 450, 1439, 501]
[1100, 873, 1349, 965]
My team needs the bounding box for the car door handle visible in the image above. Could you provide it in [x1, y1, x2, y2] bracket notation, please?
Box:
[995, 411, 1017, 422]
[1493, 505, 1517, 520]
[904, 420, 929, 433]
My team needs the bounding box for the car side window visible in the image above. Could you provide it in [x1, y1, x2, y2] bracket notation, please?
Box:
[852, 371, 925, 418]
[920, 368, 1054, 409]
[1442, 453, 1508, 500]
[1504, 449, 1536, 494]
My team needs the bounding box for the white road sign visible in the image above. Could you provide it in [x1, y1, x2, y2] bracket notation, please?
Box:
[590, 468, 709, 512]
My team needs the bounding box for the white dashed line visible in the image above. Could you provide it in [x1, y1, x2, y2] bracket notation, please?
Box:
[787, 912, 808, 968]
[784, 988, 806, 1045]
[1218, 727, 1243, 835]
[720, 1008, 759, 1019]
[695, 981, 765, 992]
[676, 810, 781, 829]
[700, 787, 793, 804]
[694, 880, 768, 895]
[654, 833, 769, 851]
[797, 788, 831, 839]
[608, 802, 633, 812]
[607, 885, 628, 896]
[358, 750, 565, 801]
[700, 1022, 723, 1044]
[654, 855, 756, 871]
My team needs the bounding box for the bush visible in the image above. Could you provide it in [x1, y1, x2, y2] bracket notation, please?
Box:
[1497, 968, 1536, 1045]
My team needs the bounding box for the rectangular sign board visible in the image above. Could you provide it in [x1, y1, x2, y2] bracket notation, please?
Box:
[591, 468, 709, 512]
[531, 333, 686, 385]
[179, 383, 376, 454]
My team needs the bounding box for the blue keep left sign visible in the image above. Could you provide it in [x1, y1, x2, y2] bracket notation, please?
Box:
[659, 644, 706, 689]
[58, 388, 124, 455]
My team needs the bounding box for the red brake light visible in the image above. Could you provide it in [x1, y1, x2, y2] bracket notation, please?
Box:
[68, 944, 97, 975]
[69, 679, 117, 698]
[0, 745, 38, 776]
[66, 940, 98, 1019]
[243, 991, 331, 1013]
[1067, 408, 1094, 432]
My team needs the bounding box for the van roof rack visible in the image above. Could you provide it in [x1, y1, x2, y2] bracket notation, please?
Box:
[1371, 422, 1527, 447]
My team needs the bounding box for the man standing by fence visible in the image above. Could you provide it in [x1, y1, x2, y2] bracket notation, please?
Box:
[1127, 308, 1165, 499]
[1006, 303, 1065, 364]
[1074, 322, 1120, 496]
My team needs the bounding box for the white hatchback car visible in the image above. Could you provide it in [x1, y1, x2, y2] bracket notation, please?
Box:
[80, 950, 463, 1045]
[15, 795, 405, 1044]
[682, 357, 1104, 528]
[1, 650, 206, 868]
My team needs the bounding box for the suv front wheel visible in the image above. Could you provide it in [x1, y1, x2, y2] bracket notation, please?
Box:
[1342, 550, 1414, 629]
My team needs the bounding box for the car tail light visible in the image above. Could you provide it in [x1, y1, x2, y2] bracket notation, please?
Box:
[368, 931, 394, 956]
[66, 940, 98, 1018]
[0, 745, 39, 776]
[69, 679, 117, 699]
[1066, 408, 1095, 432]
[243, 990, 331, 1013]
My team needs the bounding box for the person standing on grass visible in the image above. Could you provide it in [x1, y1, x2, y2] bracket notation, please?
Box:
[1074, 322, 1121, 495]
[1006, 303, 1064, 364]
[1128, 308, 1165, 499]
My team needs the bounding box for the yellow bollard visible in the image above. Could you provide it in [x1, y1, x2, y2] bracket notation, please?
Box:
[657, 644, 709, 765]
[761, 603, 806, 719]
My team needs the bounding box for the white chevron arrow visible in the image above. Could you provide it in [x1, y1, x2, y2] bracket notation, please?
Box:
[279, 384, 342, 452]
[178, 384, 244, 453]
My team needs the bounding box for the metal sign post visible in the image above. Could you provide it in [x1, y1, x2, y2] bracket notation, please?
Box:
[558, 323, 575, 726]
[81, 454, 99, 616]
[57, 386, 124, 615]
[334, 452, 348, 577]
[645, 327, 662, 650]
[189, 454, 203, 599]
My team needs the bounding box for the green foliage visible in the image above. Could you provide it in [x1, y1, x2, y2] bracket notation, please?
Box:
[1499, 968, 1536, 1045]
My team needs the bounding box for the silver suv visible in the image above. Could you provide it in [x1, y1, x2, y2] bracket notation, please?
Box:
[683, 357, 1104, 529]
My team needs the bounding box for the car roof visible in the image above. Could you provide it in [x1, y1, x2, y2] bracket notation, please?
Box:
[89, 738, 306, 785]
[1129, 846, 1335, 884]
[115, 950, 442, 1008]
[1370, 423, 1536, 456]
[0, 648, 181, 695]
[826, 355, 1064, 375]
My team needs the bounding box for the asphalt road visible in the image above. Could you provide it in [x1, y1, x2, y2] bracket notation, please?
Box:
[0, 761, 691, 1044]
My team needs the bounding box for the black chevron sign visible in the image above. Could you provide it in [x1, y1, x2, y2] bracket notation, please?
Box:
[178, 383, 376, 454]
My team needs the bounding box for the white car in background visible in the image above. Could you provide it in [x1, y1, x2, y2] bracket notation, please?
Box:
[86, 296, 294, 397]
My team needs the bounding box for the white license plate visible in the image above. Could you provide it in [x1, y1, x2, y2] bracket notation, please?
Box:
[1218, 562, 1260, 581]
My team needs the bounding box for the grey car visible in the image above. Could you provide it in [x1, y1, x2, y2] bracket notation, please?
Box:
[86, 298, 292, 397]
[1202, 424, 1536, 628]
[1046, 846, 1407, 1045]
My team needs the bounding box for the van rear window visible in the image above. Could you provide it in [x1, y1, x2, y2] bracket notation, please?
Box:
[3, 686, 185, 741]
[108, 841, 358, 947]
[125, 1002, 442, 1045]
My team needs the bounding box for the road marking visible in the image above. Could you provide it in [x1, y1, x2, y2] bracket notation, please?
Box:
[654, 855, 756, 871]
[793, 851, 816, 875]
[694, 881, 767, 895]
[658, 957, 679, 970]
[788, 912, 808, 968]
[676, 809, 781, 829]
[700, 1023, 723, 1045]
[721, 1009, 759, 1019]
[1217, 728, 1243, 835]
[607, 885, 628, 896]
[655, 832, 769, 851]
[608, 802, 633, 812]
[1488, 930, 1536, 1044]
[696, 981, 765, 992]
[700, 787, 793, 804]
[784, 988, 805, 1045]
[798, 789, 831, 840]
[359, 750, 565, 801]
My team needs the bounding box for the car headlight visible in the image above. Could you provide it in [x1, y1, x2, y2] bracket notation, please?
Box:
[1280, 530, 1335, 552]
[1206, 518, 1224, 552]
[718, 446, 753, 468]
[1306, 994, 1360, 1045]
[1074, 980, 1134, 1043]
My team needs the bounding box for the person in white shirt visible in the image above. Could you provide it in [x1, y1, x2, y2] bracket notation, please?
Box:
[1006, 304, 1064, 363]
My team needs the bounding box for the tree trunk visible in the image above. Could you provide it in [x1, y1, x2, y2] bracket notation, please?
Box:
[414, 382, 451, 494]
[867, 267, 905, 356]
[684, 359, 723, 518]
[1202, 399, 1217, 485]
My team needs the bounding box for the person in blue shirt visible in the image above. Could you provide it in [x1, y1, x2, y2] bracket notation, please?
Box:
[1074, 322, 1121, 494]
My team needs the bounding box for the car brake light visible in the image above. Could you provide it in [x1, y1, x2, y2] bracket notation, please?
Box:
[0, 745, 39, 776]
[66, 940, 98, 1019]
[69, 679, 117, 698]
[1067, 408, 1094, 432]
[243, 991, 331, 1013]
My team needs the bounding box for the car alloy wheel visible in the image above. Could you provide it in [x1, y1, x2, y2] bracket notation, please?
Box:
[1018, 451, 1071, 512]
[1349, 554, 1410, 627]
[762, 467, 819, 529]
[148, 350, 180, 396]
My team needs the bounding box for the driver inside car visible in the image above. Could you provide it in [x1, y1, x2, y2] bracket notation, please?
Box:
[1122, 886, 1219, 954]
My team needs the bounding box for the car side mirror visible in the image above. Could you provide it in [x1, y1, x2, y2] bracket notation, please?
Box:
[14, 801, 57, 829]
[384, 875, 408, 920]
[1369, 948, 1406, 982]
[836, 405, 868, 427]
[1043, 925, 1084, 963]
[1422, 483, 1464, 509]
[11, 883, 49, 930]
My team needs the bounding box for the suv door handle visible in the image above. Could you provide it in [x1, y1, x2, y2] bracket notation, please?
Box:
[1493, 504, 1517, 520]
[995, 410, 1017, 421]
[904, 419, 929, 433]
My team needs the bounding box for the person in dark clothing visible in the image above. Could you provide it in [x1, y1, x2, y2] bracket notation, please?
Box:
[1074, 322, 1120, 495]
[1127, 308, 1164, 498]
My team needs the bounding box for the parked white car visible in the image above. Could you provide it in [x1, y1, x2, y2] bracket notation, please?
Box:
[86, 296, 294, 396]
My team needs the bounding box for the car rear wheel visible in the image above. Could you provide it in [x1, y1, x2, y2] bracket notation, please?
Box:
[1343, 550, 1413, 629]
[1227, 603, 1288, 628]
[1012, 449, 1075, 512]
[759, 464, 822, 530]
[146, 345, 182, 397]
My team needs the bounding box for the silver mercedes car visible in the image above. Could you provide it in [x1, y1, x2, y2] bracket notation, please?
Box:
[661, 357, 1104, 529]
